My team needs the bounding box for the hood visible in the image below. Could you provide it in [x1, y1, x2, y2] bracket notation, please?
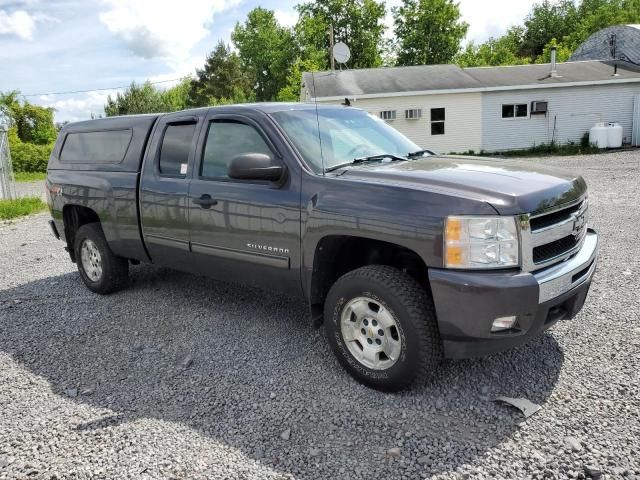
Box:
[338, 155, 587, 215]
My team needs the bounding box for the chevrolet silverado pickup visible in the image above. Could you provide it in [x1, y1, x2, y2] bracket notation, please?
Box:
[46, 103, 598, 391]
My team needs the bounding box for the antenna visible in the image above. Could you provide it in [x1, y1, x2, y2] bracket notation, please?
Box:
[609, 33, 617, 59]
[332, 42, 351, 68]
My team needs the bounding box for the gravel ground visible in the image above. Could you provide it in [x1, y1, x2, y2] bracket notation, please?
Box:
[0, 151, 639, 480]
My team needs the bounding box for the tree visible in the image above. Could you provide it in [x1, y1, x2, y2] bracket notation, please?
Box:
[187, 41, 250, 107]
[277, 57, 324, 101]
[161, 78, 192, 112]
[0, 91, 56, 145]
[535, 38, 573, 64]
[295, 0, 387, 70]
[104, 80, 192, 116]
[519, 0, 578, 58]
[232, 8, 297, 102]
[393, 0, 468, 66]
[105, 82, 165, 116]
[456, 39, 529, 68]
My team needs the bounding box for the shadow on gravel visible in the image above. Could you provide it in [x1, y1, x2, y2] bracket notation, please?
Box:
[0, 266, 565, 477]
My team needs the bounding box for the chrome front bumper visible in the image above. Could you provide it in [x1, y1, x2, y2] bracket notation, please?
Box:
[534, 229, 598, 303]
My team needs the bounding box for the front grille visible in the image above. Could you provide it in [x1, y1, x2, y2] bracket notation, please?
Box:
[530, 201, 583, 231]
[521, 196, 589, 272]
[533, 234, 580, 263]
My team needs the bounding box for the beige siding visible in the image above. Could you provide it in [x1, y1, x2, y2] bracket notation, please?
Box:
[482, 83, 640, 151]
[319, 93, 483, 154]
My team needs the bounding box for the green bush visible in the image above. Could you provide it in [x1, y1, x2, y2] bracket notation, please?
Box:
[0, 196, 46, 220]
[7, 128, 53, 173]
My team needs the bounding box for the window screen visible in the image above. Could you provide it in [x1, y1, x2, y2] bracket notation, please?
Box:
[379, 110, 396, 121]
[201, 121, 272, 179]
[60, 130, 132, 163]
[430, 108, 445, 135]
[159, 123, 197, 176]
[405, 109, 422, 120]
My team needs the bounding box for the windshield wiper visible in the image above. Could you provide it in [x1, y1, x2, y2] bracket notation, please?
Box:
[324, 153, 407, 173]
[407, 149, 436, 159]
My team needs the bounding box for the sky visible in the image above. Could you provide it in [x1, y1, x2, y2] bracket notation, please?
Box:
[0, 0, 534, 123]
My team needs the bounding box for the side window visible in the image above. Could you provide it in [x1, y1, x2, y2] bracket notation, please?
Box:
[201, 121, 272, 179]
[60, 130, 132, 163]
[159, 122, 197, 176]
[430, 108, 445, 135]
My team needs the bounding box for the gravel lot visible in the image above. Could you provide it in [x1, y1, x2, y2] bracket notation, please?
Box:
[1, 151, 639, 480]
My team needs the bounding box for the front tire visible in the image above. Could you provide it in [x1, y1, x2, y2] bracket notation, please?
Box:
[324, 265, 442, 391]
[74, 223, 129, 294]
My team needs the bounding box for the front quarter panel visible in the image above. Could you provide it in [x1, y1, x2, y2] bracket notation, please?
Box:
[300, 173, 498, 299]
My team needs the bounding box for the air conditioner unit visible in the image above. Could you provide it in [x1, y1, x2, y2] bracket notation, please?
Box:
[531, 101, 548, 114]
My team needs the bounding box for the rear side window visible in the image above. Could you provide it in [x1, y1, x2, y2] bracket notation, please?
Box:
[60, 130, 132, 163]
[159, 123, 197, 176]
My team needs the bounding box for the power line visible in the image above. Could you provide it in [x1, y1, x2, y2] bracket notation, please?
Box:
[20, 77, 185, 98]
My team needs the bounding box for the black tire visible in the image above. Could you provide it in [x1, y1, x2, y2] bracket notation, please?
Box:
[324, 265, 443, 391]
[74, 223, 129, 294]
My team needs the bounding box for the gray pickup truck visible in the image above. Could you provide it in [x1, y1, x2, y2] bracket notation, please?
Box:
[46, 103, 597, 391]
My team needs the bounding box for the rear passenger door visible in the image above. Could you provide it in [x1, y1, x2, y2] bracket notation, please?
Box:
[187, 112, 302, 294]
[139, 113, 204, 269]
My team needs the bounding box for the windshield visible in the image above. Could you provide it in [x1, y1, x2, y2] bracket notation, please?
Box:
[270, 107, 422, 173]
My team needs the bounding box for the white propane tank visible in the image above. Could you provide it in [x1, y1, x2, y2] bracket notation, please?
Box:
[606, 122, 623, 148]
[589, 122, 609, 149]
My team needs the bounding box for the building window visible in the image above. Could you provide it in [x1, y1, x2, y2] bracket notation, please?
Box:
[502, 104, 528, 119]
[379, 110, 396, 121]
[430, 108, 445, 135]
[405, 109, 422, 120]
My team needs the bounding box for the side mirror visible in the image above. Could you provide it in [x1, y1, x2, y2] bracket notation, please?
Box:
[227, 153, 285, 182]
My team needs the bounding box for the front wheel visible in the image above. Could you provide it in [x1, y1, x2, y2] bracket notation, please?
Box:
[324, 265, 443, 391]
[74, 223, 129, 294]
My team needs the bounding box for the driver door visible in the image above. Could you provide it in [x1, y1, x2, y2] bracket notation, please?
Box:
[187, 112, 302, 294]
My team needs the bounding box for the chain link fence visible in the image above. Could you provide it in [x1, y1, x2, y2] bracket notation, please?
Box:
[0, 111, 16, 200]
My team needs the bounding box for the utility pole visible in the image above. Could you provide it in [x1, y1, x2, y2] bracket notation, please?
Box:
[329, 24, 335, 71]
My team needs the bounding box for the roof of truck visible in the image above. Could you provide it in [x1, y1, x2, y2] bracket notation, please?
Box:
[63, 103, 343, 130]
[62, 113, 162, 133]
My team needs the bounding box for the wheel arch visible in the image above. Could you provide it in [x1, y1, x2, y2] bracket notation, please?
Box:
[308, 235, 430, 326]
[62, 204, 101, 262]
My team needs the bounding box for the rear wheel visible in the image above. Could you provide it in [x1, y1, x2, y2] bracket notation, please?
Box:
[74, 223, 129, 294]
[324, 265, 442, 391]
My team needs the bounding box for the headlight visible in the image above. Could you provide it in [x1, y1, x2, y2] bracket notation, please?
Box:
[444, 216, 519, 269]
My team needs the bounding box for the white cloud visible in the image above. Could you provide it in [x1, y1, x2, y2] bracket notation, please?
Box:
[459, 0, 532, 44]
[99, 0, 242, 60]
[0, 9, 37, 40]
[274, 9, 297, 28]
[38, 90, 117, 123]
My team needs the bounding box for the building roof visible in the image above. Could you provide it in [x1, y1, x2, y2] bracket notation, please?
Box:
[464, 60, 640, 87]
[303, 64, 483, 99]
[569, 24, 640, 64]
[303, 60, 640, 100]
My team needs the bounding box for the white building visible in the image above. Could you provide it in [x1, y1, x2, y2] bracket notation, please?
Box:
[301, 60, 640, 153]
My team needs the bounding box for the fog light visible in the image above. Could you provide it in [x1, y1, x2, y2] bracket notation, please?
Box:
[491, 316, 517, 332]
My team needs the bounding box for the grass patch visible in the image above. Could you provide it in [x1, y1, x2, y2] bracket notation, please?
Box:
[0, 196, 47, 220]
[14, 171, 47, 182]
[491, 143, 604, 158]
[449, 135, 606, 158]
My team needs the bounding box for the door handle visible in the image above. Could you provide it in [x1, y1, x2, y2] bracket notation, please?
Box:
[192, 194, 218, 208]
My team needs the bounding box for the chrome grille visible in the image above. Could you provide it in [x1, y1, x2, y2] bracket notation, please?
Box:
[519, 197, 589, 272]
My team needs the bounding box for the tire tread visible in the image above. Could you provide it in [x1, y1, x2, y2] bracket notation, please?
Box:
[326, 265, 443, 390]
